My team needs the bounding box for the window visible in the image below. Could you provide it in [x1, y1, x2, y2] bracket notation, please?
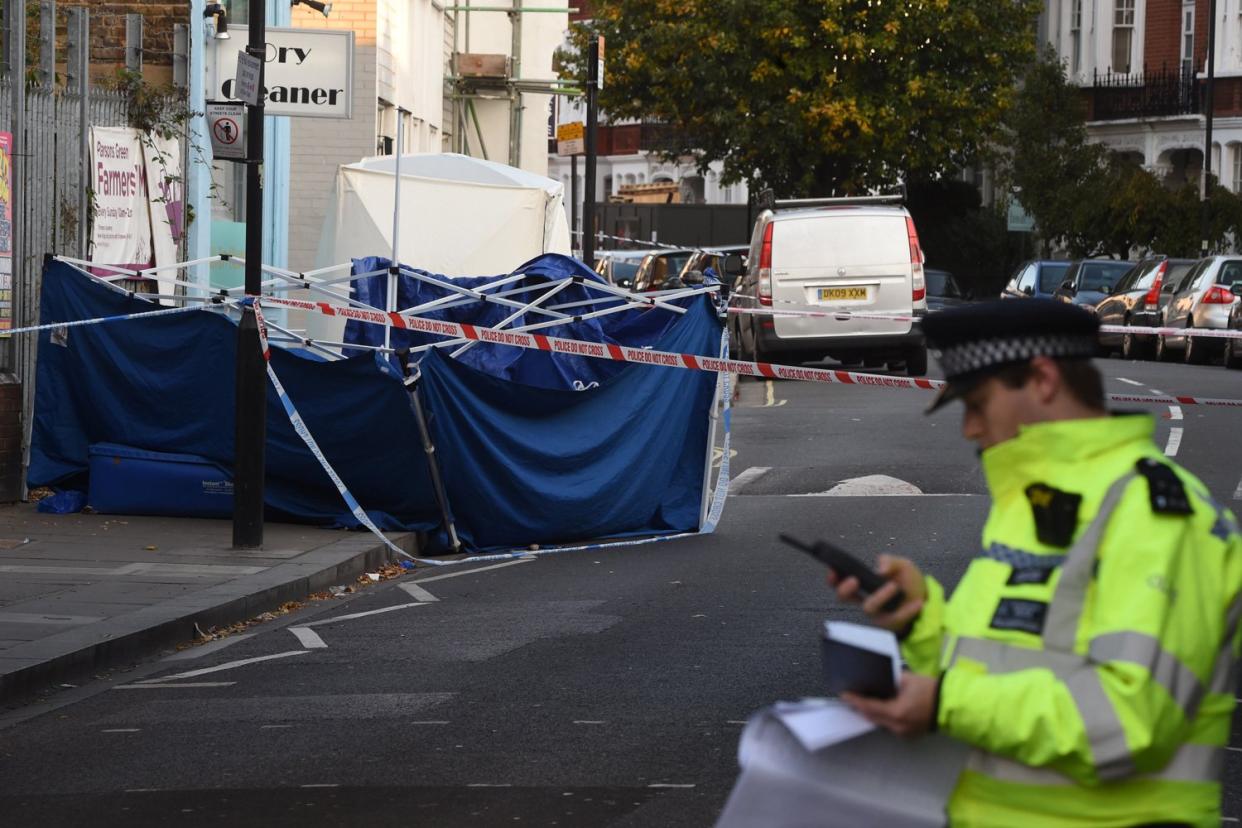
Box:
[1071, 0, 1083, 75]
[1113, 0, 1136, 74]
[1233, 145, 1242, 192]
[1016, 264, 1037, 293]
[1182, 3, 1195, 77]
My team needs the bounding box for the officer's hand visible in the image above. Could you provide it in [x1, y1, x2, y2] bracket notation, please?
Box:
[827, 554, 926, 633]
[842, 672, 938, 738]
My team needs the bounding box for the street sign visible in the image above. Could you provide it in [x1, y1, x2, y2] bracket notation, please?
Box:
[557, 121, 585, 156]
[235, 51, 263, 107]
[597, 36, 606, 90]
[212, 27, 355, 119]
[1007, 197, 1036, 233]
[207, 102, 247, 161]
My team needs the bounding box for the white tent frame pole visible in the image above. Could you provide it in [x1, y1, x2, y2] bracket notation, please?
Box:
[699, 332, 728, 528]
[449, 278, 574, 358]
[401, 269, 572, 321]
[577, 279, 690, 315]
[398, 273, 529, 314]
[261, 318, 345, 363]
[406, 293, 655, 354]
[388, 112, 405, 352]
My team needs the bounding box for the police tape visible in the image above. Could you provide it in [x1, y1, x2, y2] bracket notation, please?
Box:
[254, 295, 1242, 408]
[253, 299, 735, 567]
[727, 295, 1242, 339]
[0, 302, 212, 338]
[252, 302, 414, 562]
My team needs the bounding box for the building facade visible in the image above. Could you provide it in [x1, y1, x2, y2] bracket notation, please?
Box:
[1048, 0, 1242, 190]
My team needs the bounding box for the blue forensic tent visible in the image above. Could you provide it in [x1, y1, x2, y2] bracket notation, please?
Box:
[29, 256, 724, 551]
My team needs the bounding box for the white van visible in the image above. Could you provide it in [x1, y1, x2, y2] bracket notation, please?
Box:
[731, 197, 929, 375]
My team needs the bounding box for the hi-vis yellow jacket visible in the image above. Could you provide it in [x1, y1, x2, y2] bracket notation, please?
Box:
[902, 415, 1242, 828]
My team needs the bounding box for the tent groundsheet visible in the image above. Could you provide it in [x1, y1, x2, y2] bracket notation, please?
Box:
[30, 257, 723, 552]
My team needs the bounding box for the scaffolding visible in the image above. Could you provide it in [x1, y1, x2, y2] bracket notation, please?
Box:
[444, 2, 581, 167]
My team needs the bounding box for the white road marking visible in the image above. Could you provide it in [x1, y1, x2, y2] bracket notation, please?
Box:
[300, 784, 339, 788]
[573, 720, 607, 724]
[1227, 746, 1242, 753]
[1148, 388, 1166, 396]
[726, 720, 748, 725]
[409, 721, 450, 725]
[729, 466, 770, 493]
[137, 650, 310, 683]
[1221, 818, 1238, 824]
[398, 582, 440, 602]
[163, 634, 255, 661]
[415, 558, 535, 584]
[1233, 477, 1242, 501]
[1163, 427, 1183, 457]
[302, 602, 430, 628]
[113, 682, 238, 690]
[289, 627, 328, 649]
[467, 783, 513, 788]
[260, 724, 294, 729]
[648, 783, 696, 788]
[1168, 405, 1183, 421]
[1116, 377, 1143, 387]
[101, 728, 141, 733]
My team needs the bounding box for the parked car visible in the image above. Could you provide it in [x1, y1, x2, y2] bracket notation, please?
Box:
[1095, 256, 1196, 359]
[632, 249, 696, 292]
[732, 197, 928, 375]
[1052, 259, 1135, 310]
[924, 268, 970, 313]
[679, 245, 748, 282]
[1156, 255, 1242, 364]
[1226, 283, 1242, 369]
[593, 250, 647, 290]
[1001, 259, 1072, 300]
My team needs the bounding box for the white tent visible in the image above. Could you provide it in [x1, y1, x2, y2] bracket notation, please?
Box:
[315, 152, 571, 274]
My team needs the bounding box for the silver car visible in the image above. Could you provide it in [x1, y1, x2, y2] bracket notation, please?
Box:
[1157, 256, 1242, 364]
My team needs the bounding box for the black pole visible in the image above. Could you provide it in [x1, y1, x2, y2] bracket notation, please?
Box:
[233, 3, 267, 549]
[571, 153, 579, 258]
[1202, 0, 1218, 254]
[583, 36, 599, 265]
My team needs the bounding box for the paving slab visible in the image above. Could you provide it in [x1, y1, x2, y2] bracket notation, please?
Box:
[0, 503, 416, 705]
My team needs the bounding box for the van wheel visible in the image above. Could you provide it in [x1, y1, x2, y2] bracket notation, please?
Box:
[905, 346, 929, 377]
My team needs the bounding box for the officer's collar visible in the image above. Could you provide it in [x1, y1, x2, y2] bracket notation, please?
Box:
[980, 413, 1156, 498]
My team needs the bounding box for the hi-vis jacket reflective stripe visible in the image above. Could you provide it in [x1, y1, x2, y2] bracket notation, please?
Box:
[901, 415, 1242, 828]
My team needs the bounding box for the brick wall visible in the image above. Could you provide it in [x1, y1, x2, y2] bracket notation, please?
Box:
[46, 1, 185, 85]
[0, 382, 23, 504]
[1145, 0, 1183, 72]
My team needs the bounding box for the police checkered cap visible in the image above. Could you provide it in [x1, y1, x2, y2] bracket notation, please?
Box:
[937, 333, 1098, 377]
[921, 297, 1100, 412]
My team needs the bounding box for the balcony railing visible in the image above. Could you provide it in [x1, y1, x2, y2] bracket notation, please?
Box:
[1090, 64, 1199, 120]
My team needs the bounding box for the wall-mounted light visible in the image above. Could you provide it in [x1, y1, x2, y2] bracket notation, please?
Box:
[292, 0, 332, 18]
[204, 3, 230, 39]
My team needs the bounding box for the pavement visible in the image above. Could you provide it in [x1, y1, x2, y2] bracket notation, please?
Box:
[0, 356, 1239, 826]
[0, 507, 412, 705]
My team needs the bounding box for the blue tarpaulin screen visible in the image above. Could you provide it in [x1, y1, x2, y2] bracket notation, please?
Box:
[29, 256, 723, 551]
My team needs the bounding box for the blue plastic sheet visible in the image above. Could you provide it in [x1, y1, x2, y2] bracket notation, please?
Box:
[30, 257, 723, 551]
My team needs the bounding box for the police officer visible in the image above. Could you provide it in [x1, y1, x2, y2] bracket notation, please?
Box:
[833, 300, 1242, 827]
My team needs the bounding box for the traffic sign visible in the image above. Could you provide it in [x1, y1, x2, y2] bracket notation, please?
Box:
[235, 50, 264, 106]
[556, 121, 585, 156]
[207, 102, 247, 160]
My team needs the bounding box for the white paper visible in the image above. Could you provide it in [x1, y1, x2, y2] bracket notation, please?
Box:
[717, 700, 969, 828]
[770, 698, 875, 752]
[824, 620, 902, 688]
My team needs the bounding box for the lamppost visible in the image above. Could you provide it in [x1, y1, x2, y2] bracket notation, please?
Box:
[233, 0, 267, 548]
[1202, 0, 1218, 253]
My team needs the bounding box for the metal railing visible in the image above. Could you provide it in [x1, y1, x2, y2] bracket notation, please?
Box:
[1090, 64, 1200, 120]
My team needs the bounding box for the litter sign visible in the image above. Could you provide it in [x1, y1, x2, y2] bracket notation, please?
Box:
[556, 121, 584, 156]
[206, 102, 247, 161]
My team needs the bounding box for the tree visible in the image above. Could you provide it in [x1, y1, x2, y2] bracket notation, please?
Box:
[563, 0, 1043, 196]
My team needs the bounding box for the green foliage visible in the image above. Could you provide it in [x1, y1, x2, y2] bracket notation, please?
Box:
[562, 0, 1043, 196]
[906, 179, 1024, 296]
[101, 69, 194, 141]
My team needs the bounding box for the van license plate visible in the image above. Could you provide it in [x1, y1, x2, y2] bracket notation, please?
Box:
[819, 287, 867, 301]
